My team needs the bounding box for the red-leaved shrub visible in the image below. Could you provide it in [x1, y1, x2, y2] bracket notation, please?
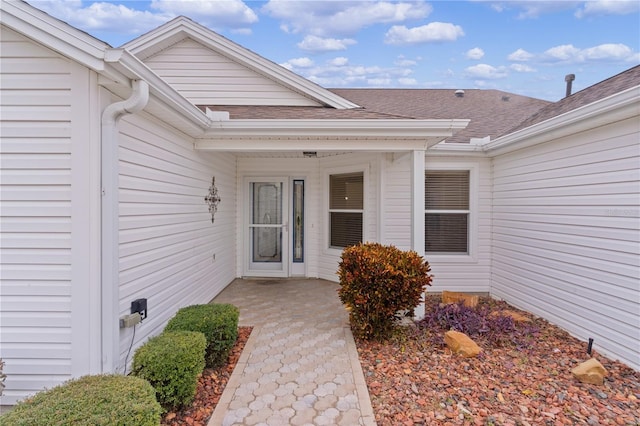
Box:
[337, 243, 432, 340]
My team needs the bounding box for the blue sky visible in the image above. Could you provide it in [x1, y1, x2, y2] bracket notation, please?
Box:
[33, 0, 640, 101]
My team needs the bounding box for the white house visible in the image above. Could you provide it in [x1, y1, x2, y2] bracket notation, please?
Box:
[1, 0, 638, 405]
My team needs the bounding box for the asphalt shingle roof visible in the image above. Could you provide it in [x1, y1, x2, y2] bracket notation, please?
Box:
[199, 105, 405, 120]
[330, 88, 551, 143]
[198, 66, 639, 144]
[200, 89, 550, 144]
[504, 65, 640, 136]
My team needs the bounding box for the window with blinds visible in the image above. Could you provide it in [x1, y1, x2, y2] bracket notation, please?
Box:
[329, 172, 363, 248]
[425, 170, 470, 253]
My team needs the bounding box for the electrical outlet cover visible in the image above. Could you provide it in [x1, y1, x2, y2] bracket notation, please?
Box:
[131, 298, 147, 320]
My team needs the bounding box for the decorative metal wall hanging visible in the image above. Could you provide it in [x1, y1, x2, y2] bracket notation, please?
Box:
[204, 177, 221, 223]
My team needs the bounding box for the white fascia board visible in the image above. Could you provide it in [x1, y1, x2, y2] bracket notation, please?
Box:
[103, 49, 211, 134]
[484, 85, 640, 157]
[195, 137, 445, 152]
[124, 17, 360, 110]
[428, 142, 487, 156]
[195, 119, 469, 151]
[203, 119, 468, 138]
[1, 0, 108, 71]
[121, 18, 190, 58]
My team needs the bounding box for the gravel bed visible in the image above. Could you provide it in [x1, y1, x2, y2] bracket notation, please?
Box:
[356, 295, 640, 426]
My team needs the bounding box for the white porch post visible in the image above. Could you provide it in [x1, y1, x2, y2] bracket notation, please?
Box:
[411, 150, 426, 318]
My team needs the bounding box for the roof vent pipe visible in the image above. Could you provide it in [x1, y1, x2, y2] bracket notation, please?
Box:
[565, 74, 575, 97]
[455, 89, 465, 98]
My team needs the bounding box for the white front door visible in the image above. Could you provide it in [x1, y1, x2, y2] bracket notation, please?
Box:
[245, 178, 289, 277]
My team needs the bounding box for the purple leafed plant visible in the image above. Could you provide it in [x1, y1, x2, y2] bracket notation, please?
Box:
[417, 301, 539, 349]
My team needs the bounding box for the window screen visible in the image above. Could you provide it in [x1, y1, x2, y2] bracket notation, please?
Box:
[425, 170, 470, 253]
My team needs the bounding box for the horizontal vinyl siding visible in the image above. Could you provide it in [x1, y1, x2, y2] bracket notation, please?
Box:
[0, 27, 75, 405]
[381, 153, 412, 250]
[491, 117, 640, 370]
[236, 157, 321, 278]
[116, 115, 237, 370]
[143, 39, 320, 106]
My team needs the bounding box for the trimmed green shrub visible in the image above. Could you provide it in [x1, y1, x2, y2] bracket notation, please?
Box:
[132, 331, 206, 410]
[338, 242, 433, 340]
[0, 374, 161, 426]
[164, 304, 239, 368]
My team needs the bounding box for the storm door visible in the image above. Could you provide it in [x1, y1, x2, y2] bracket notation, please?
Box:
[245, 178, 289, 276]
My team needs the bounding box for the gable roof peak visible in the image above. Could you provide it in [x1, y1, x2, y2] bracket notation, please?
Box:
[122, 16, 359, 110]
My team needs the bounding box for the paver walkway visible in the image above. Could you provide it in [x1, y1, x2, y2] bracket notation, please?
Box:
[207, 278, 376, 426]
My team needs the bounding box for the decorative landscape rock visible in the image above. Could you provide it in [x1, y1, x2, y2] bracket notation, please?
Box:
[442, 291, 479, 308]
[571, 358, 608, 385]
[444, 330, 482, 357]
[490, 309, 531, 323]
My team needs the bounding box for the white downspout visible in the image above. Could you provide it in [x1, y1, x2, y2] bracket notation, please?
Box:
[100, 80, 149, 373]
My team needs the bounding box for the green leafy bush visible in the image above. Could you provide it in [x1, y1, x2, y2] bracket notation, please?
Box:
[164, 304, 239, 368]
[338, 242, 432, 340]
[0, 374, 161, 426]
[132, 331, 206, 410]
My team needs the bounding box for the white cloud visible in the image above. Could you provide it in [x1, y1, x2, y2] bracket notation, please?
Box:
[367, 78, 394, 86]
[384, 22, 464, 45]
[36, 0, 258, 39]
[329, 57, 350, 67]
[583, 43, 635, 60]
[542, 43, 637, 63]
[36, 0, 168, 34]
[262, 0, 431, 37]
[150, 0, 258, 26]
[297, 35, 356, 53]
[465, 63, 508, 79]
[508, 48, 534, 62]
[286, 57, 418, 87]
[575, 0, 640, 18]
[281, 57, 315, 69]
[466, 47, 485, 60]
[398, 77, 418, 86]
[231, 28, 253, 36]
[481, 0, 638, 19]
[544, 44, 582, 61]
[510, 63, 536, 72]
[395, 57, 418, 66]
[479, 1, 579, 19]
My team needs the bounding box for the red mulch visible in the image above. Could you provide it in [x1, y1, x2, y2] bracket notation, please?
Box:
[159, 300, 640, 426]
[161, 326, 252, 426]
[356, 295, 640, 426]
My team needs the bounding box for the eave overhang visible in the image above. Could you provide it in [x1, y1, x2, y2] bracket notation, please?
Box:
[195, 119, 470, 151]
[483, 85, 640, 157]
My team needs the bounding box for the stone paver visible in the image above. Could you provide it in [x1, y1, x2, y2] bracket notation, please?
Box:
[207, 279, 376, 426]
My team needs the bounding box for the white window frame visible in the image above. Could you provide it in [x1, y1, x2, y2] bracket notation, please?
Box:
[424, 163, 478, 263]
[324, 164, 368, 254]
